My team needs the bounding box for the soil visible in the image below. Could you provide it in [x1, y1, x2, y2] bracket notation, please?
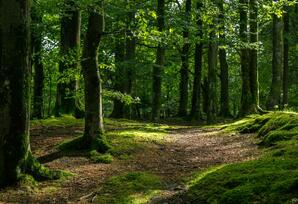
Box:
[0, 124, 259, 204]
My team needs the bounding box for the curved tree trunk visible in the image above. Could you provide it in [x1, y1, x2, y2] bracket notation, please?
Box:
[178, 0, 191, 117]
[152, 0, 165, 121]
[55, 0, 81, 116]
[81, 3, 109, 152]
[190, 2, 203, 120]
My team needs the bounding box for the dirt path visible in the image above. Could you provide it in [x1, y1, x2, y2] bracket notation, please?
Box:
[0, 126, 258, 203]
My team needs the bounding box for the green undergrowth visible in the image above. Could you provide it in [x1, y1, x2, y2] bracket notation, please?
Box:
[31, 115, 84, 127]
[95, 172, 164, 204]
[183, 112, 298, 204]
[34, 116, 179, 162]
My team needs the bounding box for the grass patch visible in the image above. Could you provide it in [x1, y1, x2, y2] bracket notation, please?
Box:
[31, 115, 84, 127]
[182, 112, 298, 204]
[95, 172, 164, 204]
[89, 150, 114, 164]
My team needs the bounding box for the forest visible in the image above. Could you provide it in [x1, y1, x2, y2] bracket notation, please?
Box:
[0, 0, 298, 203]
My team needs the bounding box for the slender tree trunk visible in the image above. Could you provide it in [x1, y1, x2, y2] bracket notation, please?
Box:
[178, 0, 191, 117]
[152, 0, 165, 121]
[218, 0, 231, 117]
[31, 9, 45, 119]
[239, 0, 252, 116]
[110, 38, 126, 118]
[55, 0, 81, 116]
[190, 2, 203, 120]
[249, 0, 259, 111]
[207, 31, 218, 124]
[267, 14, 284, 110]
[283, 8, 289, 107]
[81, 3, 108, 152]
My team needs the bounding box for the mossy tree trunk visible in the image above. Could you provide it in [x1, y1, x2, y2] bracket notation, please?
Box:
[178, 0, 191, 117]
[0, 0, 58, 187]
[267, 14, 284, 110]
[152, 0, 165, 121]
[81, 2, 109, 152]
[31, 7, 45, 119]
[55, 0, 81, 116]
[190, 2, 203, 120]
[218, 0, 231, 117]
[0, 0, 31, 186]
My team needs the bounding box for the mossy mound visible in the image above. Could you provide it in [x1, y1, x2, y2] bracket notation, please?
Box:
[95, 172, 164, 204]
[182, 112, 298, 204]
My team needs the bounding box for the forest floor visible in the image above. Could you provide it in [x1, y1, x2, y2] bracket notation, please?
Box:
[0, 117, 259, 204]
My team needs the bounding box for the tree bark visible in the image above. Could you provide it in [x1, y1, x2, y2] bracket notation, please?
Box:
[152, 0, 165, 121]
[239, 0, 253, 116]
[81, 3, 108, 151]
[218, 0, 231, 117]
[178, 0, 191, 117]
[249, 0, 259, 111]
[283, 8, 289, 107]
[190, 2, 203, 120]
[55, 0, 81, 116]
[31, 9, 45, 119]
[267, 14, 284, 110]
[110, 38, 126, 118]
[207, 32, 218, 124]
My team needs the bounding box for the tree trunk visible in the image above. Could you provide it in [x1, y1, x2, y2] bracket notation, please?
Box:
[267, 14, 284, 110]
[178, 0, 191, 117]
[152, 0, 165, 121]
[110, 38, 126, 118]
[218, 0, 231, 117]
[0, 0, 31, 186]
[283, 8, 289, 107]
[55, 0, 81, 116]
[207, 32, 218, 124]
[239, 0, 253, 116]
[190, 2, 203, 120]
[249, 0, 259, 111]
[81, 3, 108, 152]
[31, 9, 45, 119]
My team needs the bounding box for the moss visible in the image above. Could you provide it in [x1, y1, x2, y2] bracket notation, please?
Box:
[58, 134, 111, 153]
[95, 172, 164, 204]
[24, 154, 64, 181]
[89, 150, 113, 164]
[31, 115, 84, 128]
[181, 112, 298, 204]
[185, 159, 298, 204]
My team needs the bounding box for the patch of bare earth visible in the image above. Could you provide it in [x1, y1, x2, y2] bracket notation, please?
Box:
[0, 126, 259, 204]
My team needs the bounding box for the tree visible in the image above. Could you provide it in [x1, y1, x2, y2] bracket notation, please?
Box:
[283, 7, 289, 107]
[152, 0, 166, 121]
[178, 0, 191, 117]
[81, 1, 109, 151]
[267, 13, 284, 109]
[239, 0, 253, 115]
[249, 0, 259, 111]
[32, 5, 45, 119]
[218, 0, 231, 117]
[190, 1, 203, 120]
[55, 0, 81, 116]
[0, 0, 58, 187]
